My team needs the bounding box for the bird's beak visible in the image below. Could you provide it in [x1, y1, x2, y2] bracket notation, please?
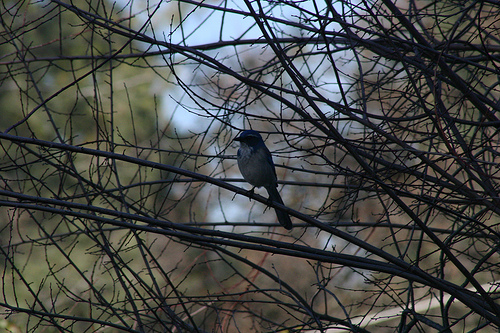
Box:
[233, 136, 242, 142]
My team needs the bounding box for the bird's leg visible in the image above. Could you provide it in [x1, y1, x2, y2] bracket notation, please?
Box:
[232, 187, 256, 201]
[246, 186, 256, 200]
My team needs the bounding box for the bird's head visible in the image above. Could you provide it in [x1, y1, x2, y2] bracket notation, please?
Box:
[234, 130, 265, 147]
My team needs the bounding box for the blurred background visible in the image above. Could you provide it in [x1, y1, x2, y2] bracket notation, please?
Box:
[0, 0, 499, 332]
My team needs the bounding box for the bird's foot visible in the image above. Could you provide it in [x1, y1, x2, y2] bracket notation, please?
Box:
[246, 187, 255, 200]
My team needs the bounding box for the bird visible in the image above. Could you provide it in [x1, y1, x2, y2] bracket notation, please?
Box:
[234, 130, 292, 230]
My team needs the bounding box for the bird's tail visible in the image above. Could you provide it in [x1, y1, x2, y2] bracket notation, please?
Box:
[266, 186, 293, 230]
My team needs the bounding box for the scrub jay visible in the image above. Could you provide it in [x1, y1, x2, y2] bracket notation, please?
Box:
[234, 130, 292, 230]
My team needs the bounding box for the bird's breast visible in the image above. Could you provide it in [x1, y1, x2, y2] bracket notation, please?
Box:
[237, 148, 276, 188]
